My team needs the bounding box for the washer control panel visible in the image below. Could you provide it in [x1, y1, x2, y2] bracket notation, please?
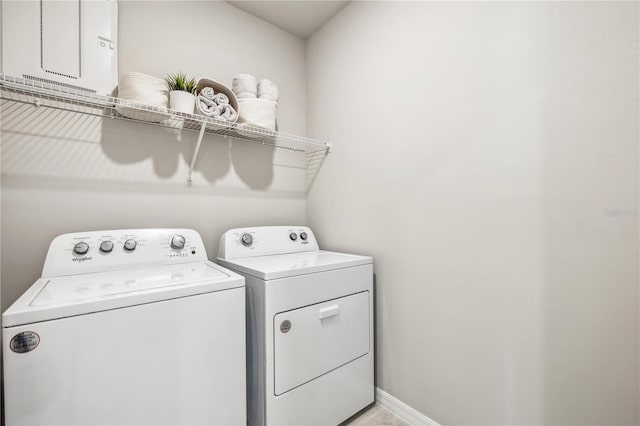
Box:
[218, 226, 319, 260]
[42, 229, 208, 278]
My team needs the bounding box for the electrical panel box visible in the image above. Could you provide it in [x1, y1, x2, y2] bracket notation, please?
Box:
[1, 0, 118, 95]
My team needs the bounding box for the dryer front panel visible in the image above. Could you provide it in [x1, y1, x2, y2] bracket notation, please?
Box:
[273, 291, 370, 396]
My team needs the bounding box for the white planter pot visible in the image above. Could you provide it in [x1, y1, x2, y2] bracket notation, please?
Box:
[169, 91, 195, 115]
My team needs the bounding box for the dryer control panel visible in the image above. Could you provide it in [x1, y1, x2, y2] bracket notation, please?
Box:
[218, 226, 319, 260]
[42, 229, 207, 277]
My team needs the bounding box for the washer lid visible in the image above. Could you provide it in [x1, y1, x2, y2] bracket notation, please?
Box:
[3, 261, 244, 327]
[217, 250, 372, 280]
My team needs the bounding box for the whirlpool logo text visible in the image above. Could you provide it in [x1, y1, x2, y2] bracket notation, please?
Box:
[72, 256, 92, 263]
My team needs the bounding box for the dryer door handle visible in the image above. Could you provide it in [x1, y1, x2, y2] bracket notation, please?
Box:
[318, 305, 340, 319]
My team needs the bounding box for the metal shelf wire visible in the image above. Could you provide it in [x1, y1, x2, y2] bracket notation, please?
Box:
[0, 73, 331, 186]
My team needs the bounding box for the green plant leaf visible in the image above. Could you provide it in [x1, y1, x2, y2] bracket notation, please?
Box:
[165, 71, 196, 94]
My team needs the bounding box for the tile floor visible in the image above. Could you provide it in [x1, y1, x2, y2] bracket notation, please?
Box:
[344, 404, 409, 426]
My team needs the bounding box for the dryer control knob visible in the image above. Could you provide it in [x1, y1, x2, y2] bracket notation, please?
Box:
[73, 242, 89, 255]
[241, 233, 253, 247]
[123, 239, 137, 251]
[289, 232, 298, 241]
[300, 232, 308, 241]
[99, 240, 114, 253]
[170, 235, 186, 250]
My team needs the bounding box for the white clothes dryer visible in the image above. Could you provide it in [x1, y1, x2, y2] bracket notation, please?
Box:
[217, 226, 374, 426]
[3, 229, 246, 426]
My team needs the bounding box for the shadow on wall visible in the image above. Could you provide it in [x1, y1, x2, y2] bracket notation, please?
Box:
[102, 116, 275, 190]
[0, 103, 303, 194]
[104, 66, 270, 187]
[229, 141, 275, 190]
[101, 116, 275, 189]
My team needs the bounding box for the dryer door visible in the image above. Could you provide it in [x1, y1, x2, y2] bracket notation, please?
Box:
[273, 291, 370, 396]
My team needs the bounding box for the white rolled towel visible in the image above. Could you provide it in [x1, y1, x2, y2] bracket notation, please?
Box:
[257, 79, 278, 102]
[196, 95, 222, 117]
[237, 98, 277, 130]
[213, 93, 229, 105]
[232, 74, 257, 99]
[219, 104, 238, 121]
[199, 86, 215, 100]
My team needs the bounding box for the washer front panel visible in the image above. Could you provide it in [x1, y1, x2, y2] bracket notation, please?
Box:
[3, 288, 247, 426]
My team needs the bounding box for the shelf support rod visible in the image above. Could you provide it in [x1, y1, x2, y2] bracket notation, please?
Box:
[188, 121, 207, 182]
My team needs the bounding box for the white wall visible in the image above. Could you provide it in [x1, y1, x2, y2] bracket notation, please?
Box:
[0, 1, 308, 311]
[2, 2, 639, 424]
[307, 2, 639, 425]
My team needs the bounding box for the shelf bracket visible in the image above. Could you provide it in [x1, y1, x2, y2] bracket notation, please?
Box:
[33, 98, 41, 108]
[187, 120, 207, 182]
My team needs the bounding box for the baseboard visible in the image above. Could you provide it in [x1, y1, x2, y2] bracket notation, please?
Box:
[375, 387, 441, 426]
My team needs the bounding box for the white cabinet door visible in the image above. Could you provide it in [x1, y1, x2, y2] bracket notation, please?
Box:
[273, 291, 370, 395]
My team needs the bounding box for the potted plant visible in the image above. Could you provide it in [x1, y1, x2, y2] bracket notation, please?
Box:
[166, 72, 197, 114]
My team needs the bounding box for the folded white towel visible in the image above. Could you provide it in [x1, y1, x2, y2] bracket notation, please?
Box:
[196, 94, 222, 117]
[232, 74, 257, 99]
[199, 86, 215, 100]
[257, 79, 278, 102]
[117, 73, 168, 105]
[116, 72, 169, 122]
[118, 90, 168, 108]
[219, 104, 238, 121]
[237, 98, 277, 130]
[120, 72, 167, 92]
[213, 93, 229, 105]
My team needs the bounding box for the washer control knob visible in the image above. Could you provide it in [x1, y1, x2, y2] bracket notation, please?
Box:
[289, 232, 298, 241]
[241, 233, 253, 246]
[170, 235, 186, 250]
[99, 240, 114, 253]
[73, 242, 89, 255]
[300, 232, 308, 241]
[123, 239, 137, 251]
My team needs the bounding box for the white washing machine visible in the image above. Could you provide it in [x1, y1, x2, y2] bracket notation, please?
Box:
[3, 229, 246, 426]
[217, 226, 374, 426]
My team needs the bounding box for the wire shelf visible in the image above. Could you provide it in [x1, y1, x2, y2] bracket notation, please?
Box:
[0, 73, 331, 185]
